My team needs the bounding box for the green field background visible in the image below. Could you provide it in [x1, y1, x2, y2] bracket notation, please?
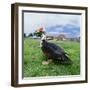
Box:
[24, 38, 80, 77]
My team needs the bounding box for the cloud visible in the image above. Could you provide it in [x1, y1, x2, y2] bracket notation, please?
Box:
[24, 12, 81, 37]
[46, 25, 63, 32]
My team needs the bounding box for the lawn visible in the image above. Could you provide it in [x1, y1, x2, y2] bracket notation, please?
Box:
[24, 37, 80, 77]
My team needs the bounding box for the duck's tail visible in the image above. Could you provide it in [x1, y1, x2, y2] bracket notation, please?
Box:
[60, 54, 72, 64]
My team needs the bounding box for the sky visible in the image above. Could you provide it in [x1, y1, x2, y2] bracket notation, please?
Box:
[24, 12, 81, 38]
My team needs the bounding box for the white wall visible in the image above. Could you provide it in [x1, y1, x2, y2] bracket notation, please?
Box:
[0, 0, 89, 90]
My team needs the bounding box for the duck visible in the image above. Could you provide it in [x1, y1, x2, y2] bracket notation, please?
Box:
[40, 33, 72, 64]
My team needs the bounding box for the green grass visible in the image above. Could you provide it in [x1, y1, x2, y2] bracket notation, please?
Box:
[24, 37, 80, 77]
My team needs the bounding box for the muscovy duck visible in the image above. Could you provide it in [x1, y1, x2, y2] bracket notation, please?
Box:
[40, 34, 72, 64]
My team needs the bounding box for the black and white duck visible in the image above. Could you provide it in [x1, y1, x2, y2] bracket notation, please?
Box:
[40, 33, 72, 64]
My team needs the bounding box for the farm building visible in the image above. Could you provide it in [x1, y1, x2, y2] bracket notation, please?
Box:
[46, 36, 54, 40]
[56, 34, 67, 41]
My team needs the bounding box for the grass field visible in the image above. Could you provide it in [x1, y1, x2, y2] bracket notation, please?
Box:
[24, 37, 80, 77]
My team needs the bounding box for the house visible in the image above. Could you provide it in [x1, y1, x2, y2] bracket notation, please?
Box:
[56, 34, 67, 41]
[46, 36, 54, 40]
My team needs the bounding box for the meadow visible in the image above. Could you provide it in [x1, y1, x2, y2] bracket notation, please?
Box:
[24, 37, 80, 77]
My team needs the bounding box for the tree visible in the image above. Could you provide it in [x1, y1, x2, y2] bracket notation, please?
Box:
[28, 33, 33, 37]
[34, 27, 45, 37]
[24, 33, 26, 38]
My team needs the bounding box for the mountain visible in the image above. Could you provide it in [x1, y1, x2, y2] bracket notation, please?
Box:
[46, 24, 80, 38]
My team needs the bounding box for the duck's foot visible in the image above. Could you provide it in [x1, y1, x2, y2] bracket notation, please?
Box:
[42, 59, 52, 65]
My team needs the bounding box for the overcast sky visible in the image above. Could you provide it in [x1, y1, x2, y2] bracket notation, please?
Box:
[24, 12, 81, 36]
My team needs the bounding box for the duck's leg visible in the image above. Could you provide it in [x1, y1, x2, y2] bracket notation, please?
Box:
[42, 57, 52, 65]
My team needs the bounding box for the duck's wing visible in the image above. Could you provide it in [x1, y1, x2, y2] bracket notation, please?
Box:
[47, 42, 66, 54]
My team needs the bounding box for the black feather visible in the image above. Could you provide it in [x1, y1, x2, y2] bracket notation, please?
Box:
[41, 40, 72, 64]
